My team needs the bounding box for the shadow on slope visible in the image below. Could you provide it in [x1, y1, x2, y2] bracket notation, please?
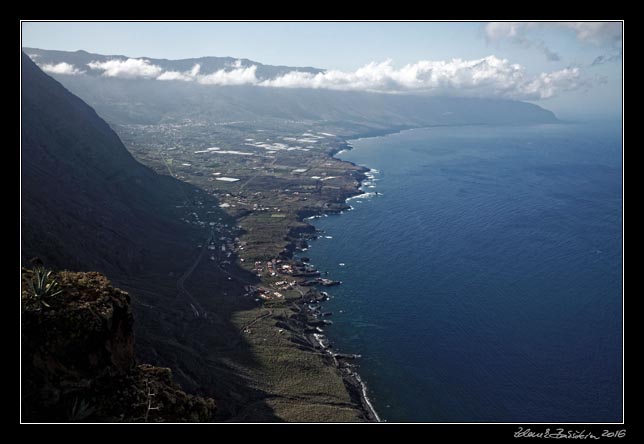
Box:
[21, 52, 279, 421]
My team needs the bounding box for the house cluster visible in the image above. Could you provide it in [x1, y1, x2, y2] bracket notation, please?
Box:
[253, 261, 264, 276]
[273, 280, 297, 291]
[266, 259, 278, 276]
[253, 258, 324, 281]
[243, 285, 285, 301]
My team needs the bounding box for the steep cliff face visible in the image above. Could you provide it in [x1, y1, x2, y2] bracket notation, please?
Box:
[21, 51, 214, 276]
[20, 53, 266, 419]
[21, 268, 215, 422]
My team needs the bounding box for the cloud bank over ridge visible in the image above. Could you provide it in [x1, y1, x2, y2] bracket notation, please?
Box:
[259, 57, 583, 100]
[35, 54, 587, 101]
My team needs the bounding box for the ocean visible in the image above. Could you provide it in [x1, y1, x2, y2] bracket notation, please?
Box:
[301, 123, 623, 423]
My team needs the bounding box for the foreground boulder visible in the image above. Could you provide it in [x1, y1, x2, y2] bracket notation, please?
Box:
[21, 269, 215, 422]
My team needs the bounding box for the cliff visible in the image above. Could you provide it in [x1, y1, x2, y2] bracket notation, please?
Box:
[21, 268, 215, 422]
[20, 51, 218, 277]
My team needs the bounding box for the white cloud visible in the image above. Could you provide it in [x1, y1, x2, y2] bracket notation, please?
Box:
[189, 64, 201, 77]
[484, 22, 622, 66]
[40, 62, 84, 75]
[484, 22, 560, 61]
[157, 63, 201, 81]
[485, 22, 622, 47]
[87, 58, 163, 79]
[519, 67, 584, 99]
[559, 22, 622, 46]
[156, 70, 191, 81]
[154, 59, 258, 85]
[259, 56, 583, 100]
[484, 22, 532, 40]
[42, 55, 584, 100]
[197, 64, 258, 86]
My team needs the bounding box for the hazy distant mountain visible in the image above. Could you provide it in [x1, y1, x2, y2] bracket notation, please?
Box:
[23, 47, 324, 80]
[23, 48, 558, 132]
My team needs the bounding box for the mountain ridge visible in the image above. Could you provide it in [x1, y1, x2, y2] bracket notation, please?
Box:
[23, 46, 324, 80]
[23, 47, 558, 131]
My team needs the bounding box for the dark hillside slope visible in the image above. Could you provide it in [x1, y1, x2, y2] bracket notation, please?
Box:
[21, 51, 209, 275]
[21, 53, 273, 418]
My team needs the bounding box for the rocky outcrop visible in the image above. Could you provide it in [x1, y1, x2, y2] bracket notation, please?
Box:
[21, 268, 215, 422]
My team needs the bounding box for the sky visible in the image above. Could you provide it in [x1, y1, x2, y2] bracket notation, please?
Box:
[21, 21, 623, 120]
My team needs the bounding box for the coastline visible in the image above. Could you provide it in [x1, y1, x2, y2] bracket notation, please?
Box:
[287, 283, 382, 422]
[283, 131, 392, 423]
[280, 122, 622, 423]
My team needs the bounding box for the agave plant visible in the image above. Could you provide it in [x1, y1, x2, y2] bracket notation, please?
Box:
[68, 398, 96, 421]
[26, 267, 63, 309]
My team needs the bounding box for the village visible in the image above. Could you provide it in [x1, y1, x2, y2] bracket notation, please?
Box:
[107, 112, 379, 420]
[241, 256, 341, 303]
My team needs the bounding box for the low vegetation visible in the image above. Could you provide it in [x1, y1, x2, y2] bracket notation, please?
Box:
[23, 266, 62, 311]
[21, 268, 216, 422]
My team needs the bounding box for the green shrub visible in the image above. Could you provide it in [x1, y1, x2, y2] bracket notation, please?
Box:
[25, 267, 63, 310]
[67, 398, 96, 421]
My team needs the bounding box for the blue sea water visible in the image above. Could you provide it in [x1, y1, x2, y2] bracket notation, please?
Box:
[302, 123, 623, 423]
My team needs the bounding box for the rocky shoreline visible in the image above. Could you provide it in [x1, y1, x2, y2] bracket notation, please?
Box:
[306, 302, 382, 423]
[275, 136, 383, 422]
[272, 280, 381, 423]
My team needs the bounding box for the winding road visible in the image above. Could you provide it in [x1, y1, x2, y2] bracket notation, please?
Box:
[176, 232, 212, 319]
